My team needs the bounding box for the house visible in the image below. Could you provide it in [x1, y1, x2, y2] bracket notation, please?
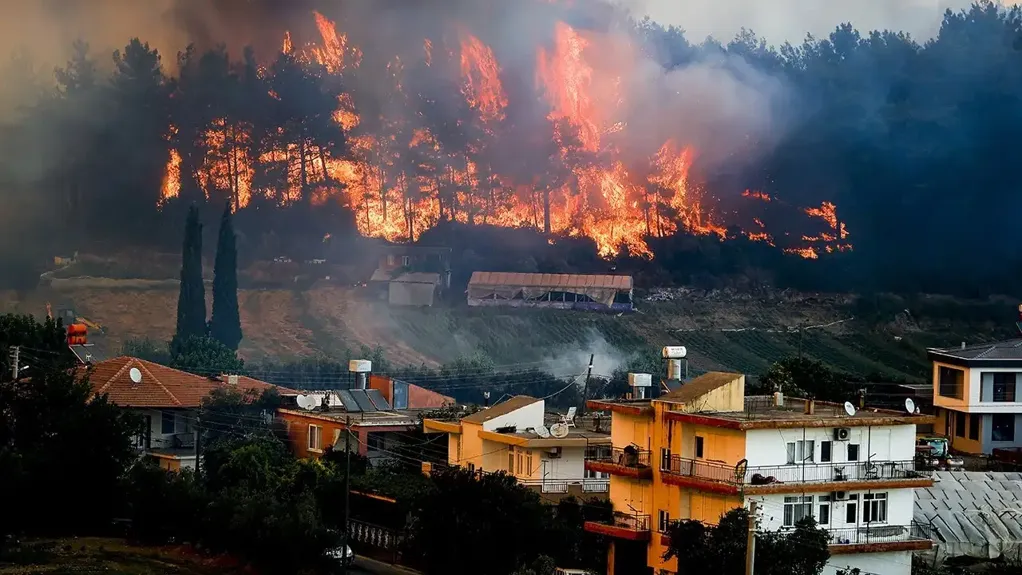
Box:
[85, 356, 298, 471]
[928, 340, 1022, 454]
[466, 272, 634, 311]
[422, 396, 612, 501]
[585, 371, 934, 575]
[367, 245, 452, 306]
[277, 377, 454, 464]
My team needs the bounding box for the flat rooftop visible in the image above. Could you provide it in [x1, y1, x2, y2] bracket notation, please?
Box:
[671, 396, 931, 430]
[278, 407, 423, 427]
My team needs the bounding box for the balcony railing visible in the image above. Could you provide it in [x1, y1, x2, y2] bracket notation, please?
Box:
[827, 522, 932, 546]
[586, 446, 651, 469]
[664, 456, 924, 486]
[583, 479, 610, 493]
[518, 478, 610, 494]
[608, 512, 651, 532]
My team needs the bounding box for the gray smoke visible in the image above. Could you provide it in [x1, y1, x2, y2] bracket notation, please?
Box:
[541, 329, 629, 380]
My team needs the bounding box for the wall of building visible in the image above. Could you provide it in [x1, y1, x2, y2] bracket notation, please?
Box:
[481, 401, 544, 432]
[744, 424, 916, 469]
[824, 551, 912, 575]
[932, 361, 971, 410]
[982, 412, 1022, 452]
[611, 411, 653, 453]
[752, 488, 915, 532]
[279, 411, 345, 458]
[533, 445, 585, 481]
[134, 408, 196, 450]
[977, 370, 1022, 412]
[937, 407, 985, 454]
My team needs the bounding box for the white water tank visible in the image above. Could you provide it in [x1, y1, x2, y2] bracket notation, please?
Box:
[662, 346, 687, 359]
[629, 373, 652, 399]
[348, 359, 372, 373]
[666, 359, 683, 381]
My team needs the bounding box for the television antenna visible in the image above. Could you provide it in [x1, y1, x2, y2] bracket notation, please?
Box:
[843, 401, 857, 417]
[535, 425, 551, 438]
[129, 367, 142, 384]
[550, 422, 569, 438]
[905, 398, 917, 414]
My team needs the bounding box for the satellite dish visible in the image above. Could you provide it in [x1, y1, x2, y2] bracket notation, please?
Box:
[843, 401, 857, 417]
[905, 398, 916, 414]
[550, 422, 569, 438]
[129, 367, 142, 384]
[536, 425, 551, 438]
[296, 395, 310, 410]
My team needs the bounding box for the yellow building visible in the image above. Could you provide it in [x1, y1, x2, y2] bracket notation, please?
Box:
[423, 395, 612, 500]
[928, 340, 1022, 454]
[586, 372, 934, 575]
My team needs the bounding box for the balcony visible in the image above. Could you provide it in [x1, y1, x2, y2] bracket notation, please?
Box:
[661, 456, 931, 493]
[518, 478, 610, 500]
[583, 512, 652, 541]
[828, 522, 933, 554]
[585, 446, 652, 480]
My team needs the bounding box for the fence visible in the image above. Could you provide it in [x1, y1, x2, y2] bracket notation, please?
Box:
[663, 457, 923, 486]
[827, 522, 931, 546]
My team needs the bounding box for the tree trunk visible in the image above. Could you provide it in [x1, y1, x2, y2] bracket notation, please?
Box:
[543, 188, 552, 235]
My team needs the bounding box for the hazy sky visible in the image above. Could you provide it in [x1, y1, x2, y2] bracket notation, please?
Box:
[624, 0, 1016, 45]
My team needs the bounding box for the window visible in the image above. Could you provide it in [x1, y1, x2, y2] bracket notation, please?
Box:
[993, 414, 1016, 442]
[783, 496, 813, 527]
[661, 447, 672, 470]
[863, 493, 888, 523]
[786, 440, 815, 464]
[401, 255, 410, 266]
[846, 494, 858, 523]
[847, 444, 860, 461]
[821, 441, 832, 463]
[333, 429, 341, 446]
[817, 495, 831, 525]
[308, 424, 322, 451]
[695, 436, 705, 458]
[526, 451, 533, 476]
[969, 415, 980, 441]
[994, 373, 1017, 402]
[367, 433, 384, 450]
[658, 510, 671, 533]
[956, 412, 966, 438]
[509, 449, 515, 472]
[161, 411, 175, 434]
[585, 468, 609, 479]
[938, 366, 965, 399]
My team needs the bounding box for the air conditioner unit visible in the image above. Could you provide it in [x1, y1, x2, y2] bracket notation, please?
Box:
[548, 446, 562, 458]
[834, 427, 851, 441]
[832, 490, 847, 501]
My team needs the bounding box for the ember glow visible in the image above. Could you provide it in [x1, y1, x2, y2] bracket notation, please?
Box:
[159, 10, 852, 260]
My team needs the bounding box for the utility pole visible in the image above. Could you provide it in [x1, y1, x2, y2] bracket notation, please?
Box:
[194, 406, 203, 477]
[341, 415, 351, 575]
[9, 346, 19, 381]
[745, 500, 758, 575]
[581, 353, 594, 415]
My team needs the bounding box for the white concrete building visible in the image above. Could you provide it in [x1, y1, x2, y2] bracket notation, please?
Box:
[424, 396, 612, 501]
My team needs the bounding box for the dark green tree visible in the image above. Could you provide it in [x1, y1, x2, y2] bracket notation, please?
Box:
[170, 335, 243, 376]
[758, 357, 852, 402]
[663, 507, 830, 575]
[0, 315, 139, 546]
[210, 201, 242, 351]
[173, 205, 206, 353]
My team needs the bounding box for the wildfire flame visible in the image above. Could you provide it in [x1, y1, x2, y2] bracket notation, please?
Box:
[159, 11, 852, 260]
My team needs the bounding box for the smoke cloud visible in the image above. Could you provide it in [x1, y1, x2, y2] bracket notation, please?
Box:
[541, 329, 629, 380]
[622, 0, 1003, 45]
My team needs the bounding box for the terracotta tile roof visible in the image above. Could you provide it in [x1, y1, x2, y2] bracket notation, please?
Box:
[85, 356, 298, 408]
[657, 371, 743, 404]
[461, 395, 540, 424]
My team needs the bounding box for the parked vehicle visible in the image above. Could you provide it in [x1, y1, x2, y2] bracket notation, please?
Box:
[325, 543, 355, 569]
[915, 436, 964, 471]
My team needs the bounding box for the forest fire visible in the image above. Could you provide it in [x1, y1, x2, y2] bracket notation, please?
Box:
[158, 10, 851, 260]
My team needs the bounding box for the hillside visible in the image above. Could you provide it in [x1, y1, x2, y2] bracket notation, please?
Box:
[3, 265, 1014, 382]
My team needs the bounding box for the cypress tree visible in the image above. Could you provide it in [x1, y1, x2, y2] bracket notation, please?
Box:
[210, 201, 242, 351]
[173, 205, 206, 352]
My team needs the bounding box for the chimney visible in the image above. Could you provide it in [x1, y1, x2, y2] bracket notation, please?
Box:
[629, 373, 652, 400]
[483, 391, 491, 407]
[348, 359, 372, 389]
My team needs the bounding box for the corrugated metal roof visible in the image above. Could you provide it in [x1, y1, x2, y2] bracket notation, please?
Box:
[467, 272, 632, 290]
[914, 471, 1022, 561]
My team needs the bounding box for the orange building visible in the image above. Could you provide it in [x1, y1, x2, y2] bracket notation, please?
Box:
[277, 376, 454, 463]
[586, 371, 934, 575]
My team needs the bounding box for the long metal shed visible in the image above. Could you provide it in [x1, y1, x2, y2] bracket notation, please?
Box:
[466, 272, 633, 310]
